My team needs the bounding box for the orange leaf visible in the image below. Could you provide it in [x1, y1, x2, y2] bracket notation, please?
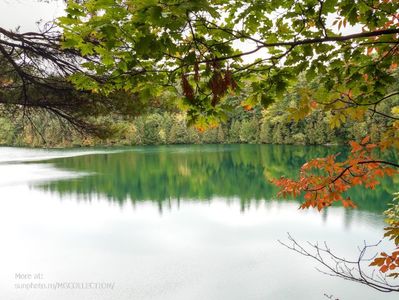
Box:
[380, 265, 389, 273]
[195, 126, 205, 133]
[242, 104, 253, 111]
[342, 198, 356, 208]
[370, 257, 386, 267]
[361, 136, 370, 145]
[349, 141, 362, 152]
[310, 101, 318, 109]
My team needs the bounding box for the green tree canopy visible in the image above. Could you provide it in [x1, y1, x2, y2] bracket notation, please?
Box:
[58, 0, 399, 133]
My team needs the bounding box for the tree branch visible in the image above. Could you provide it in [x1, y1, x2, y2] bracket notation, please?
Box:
[279, 233, 399, 292]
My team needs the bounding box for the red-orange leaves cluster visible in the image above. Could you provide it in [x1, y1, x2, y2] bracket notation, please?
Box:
[208, 68, 237, 106]
[272, 136, 398, 211]
[370, 219, 399, 276]
[370, 250, 399, 276]
[242, 104, 253, 111]
[181, 62, 237, 106]
[181, 73, 195, 102]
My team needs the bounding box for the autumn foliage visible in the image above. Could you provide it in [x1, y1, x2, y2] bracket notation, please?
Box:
[370, 192, 399, 278]
[371, 248, 399, 277]
[273, 136, 397, 210]
[273, 136, 399, 276]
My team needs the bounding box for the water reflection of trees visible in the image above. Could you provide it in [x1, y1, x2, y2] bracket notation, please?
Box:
[36, 145, 397, 213]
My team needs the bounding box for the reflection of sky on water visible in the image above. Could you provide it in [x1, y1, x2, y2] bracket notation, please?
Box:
[0, 147, 127, 186]
[0, 146, 397, 300]
[0, 184, 395, 300]
[0, 146, 126, 163]
[0, 163, 85, 187]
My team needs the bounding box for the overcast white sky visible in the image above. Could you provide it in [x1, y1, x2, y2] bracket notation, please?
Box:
[0, 0, 65, 31]
[0, 0, 359, 64]
[0, 0, 360, 33]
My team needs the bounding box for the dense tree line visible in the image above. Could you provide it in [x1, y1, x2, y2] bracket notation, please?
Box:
[1, 85, 397, 147]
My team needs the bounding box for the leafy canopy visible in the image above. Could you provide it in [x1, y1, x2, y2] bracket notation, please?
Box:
[59, 0, 399, 128]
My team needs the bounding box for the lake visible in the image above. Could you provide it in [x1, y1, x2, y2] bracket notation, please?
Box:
[0, 144, 397, 300]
